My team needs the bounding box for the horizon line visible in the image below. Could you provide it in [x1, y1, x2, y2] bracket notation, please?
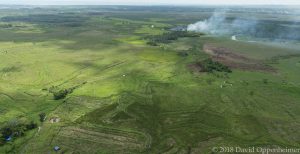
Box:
[1, 4, 300, 6]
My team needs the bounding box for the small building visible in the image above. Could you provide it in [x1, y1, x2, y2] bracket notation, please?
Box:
[5, 136, 12, 141]
[54, 146, 61, 151]
[49, 117, 60, 123]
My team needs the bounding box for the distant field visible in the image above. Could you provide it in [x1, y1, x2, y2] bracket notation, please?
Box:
[0, 6, 300, 154]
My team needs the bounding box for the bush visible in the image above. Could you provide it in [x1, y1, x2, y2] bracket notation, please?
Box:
[0, 120, 37, 144]
[0, 135, 4, 146]
[1, 127, 13, 138]
[39, 113, 46, 122]
[49, 82, 86, 100]
[26, 121, 38, 130]
[146, 41, 158, 46]
[198, 59, 232, 73]
[53, 89, 73, 100]
[1, 120, 37, 136]
[177, 52, 189, 57]
[263, 79, 268, 84]
[146, 31, 201, 45]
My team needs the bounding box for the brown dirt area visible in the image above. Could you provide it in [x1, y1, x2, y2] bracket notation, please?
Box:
[202, 44, 276, 72]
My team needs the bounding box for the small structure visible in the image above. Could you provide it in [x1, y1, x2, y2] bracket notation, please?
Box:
[49, 117, 60, 123]
[231, 35, 237, 41]
[54, 146, 61, 151]
[5, 136, 12, 141]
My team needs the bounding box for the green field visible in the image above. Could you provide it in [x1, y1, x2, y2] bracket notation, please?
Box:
[0, 6, 300, 154]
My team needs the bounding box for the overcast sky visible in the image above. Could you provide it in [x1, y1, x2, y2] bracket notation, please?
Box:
[0, 0, 300, 5]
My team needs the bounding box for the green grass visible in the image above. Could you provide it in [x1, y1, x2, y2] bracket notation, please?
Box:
[0, 6, 300, 154]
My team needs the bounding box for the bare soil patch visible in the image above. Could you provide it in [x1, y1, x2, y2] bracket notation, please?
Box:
[202, 44, 276, 72]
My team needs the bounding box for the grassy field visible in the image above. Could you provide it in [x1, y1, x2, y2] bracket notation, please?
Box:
[0, 6, 300, 154]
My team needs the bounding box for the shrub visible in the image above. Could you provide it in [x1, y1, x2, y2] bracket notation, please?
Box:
[177, 52, 189, 57]
[26, 121, 38, 130]
[198, 59, 232, 73]
[53, 89, 73, 100]
[49, 82, 86, 100]
[39, 113, 46, 122]
[263, 79, 268, 84]
[146, 31, 201, 45]
[0, 120, 37, 144]
[146, 41, 158, 46]
[1, 127, 13, 138]
[0, 134, 4, 146]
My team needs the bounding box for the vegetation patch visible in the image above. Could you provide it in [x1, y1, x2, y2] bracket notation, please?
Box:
[48, 82, 87, 100]
[194, 58, 232, 73]
[0, 23, 13, 28]
[177, 51, 189, 57]
[0, 120, 37, 146]
[0, 66, 21, 73]
[38, 113, 46, 122]
[146, 31, 202, 46]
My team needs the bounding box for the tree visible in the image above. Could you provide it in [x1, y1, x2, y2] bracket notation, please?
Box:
[39, 113, 46, 122]
[263, 79, 268, 84]
[1, 127, 12, 138]
[26, 121, 37, 130]
[0, 134, 4, 145]
[198, 59, 232, 73]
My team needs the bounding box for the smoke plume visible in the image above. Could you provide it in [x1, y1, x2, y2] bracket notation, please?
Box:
[187, 11, 300, 41]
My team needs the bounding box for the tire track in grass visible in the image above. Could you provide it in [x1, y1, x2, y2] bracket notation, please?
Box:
[0, 92, 15, 101]
[45, 60, 126, 89]
[52, 126, 150, 153]
[87, 61, 126, 84]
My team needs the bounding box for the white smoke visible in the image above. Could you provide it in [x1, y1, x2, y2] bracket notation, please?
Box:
[187, 11, 258, 36]
[187, 12, 228, 34]
[187, 9, 300, 42]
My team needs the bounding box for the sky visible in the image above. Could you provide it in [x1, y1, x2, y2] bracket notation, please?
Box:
[0, 0, 300, 5]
